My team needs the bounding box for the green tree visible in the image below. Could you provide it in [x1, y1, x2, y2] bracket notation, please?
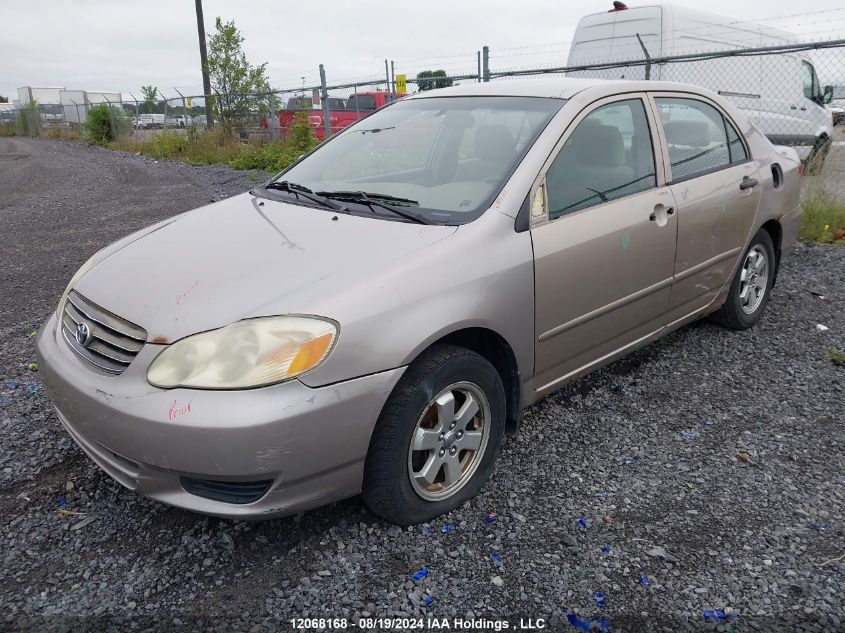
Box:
[416, 70, 453, 92]
[141, 85, 158, 113]
[206, 17, 271, 129]
[0, 95, 8, 103]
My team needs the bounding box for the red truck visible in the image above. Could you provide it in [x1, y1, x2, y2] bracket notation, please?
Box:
[278, 91, 402, 140]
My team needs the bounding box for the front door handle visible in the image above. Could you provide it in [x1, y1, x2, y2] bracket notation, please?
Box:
[740, 177, 759, 190]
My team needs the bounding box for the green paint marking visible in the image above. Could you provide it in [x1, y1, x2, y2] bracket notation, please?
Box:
[622, 233, 630, 251]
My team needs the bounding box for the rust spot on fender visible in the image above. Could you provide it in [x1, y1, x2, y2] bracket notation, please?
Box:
[151, 336, 169, 344]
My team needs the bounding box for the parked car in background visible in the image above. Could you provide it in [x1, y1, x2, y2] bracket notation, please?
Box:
[165, 114, 192, 128]
[567, 3, 834, 163]
[827, 104, 844, 126]
[277, 91, 401, 140]
[38, 78, 801, 525]
[135, 113, 164, 129]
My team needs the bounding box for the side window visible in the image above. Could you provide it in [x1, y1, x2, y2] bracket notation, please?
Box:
[655, 97, 730, 181]
[801, 61, 814, 100]
[545, 98, 656, 219]
[725, 118, 748, 163]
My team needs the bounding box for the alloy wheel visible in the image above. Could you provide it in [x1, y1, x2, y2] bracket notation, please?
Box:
[407, 381, 490, 501]
[739, 245, 769, 314]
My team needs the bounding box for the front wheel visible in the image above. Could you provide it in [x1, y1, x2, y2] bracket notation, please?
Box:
[362, 345, 505, 525]
[711, 229, 776, 330]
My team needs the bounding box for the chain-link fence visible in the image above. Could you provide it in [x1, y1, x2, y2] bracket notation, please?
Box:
[2, 36, 843, 192]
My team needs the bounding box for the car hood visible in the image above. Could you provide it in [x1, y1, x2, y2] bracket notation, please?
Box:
[74, 193, 457, 342]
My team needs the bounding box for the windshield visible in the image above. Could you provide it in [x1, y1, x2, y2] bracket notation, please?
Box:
[273, 96, 563, 222]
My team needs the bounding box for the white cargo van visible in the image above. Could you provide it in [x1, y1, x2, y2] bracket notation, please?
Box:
[566, 3, 834, 160]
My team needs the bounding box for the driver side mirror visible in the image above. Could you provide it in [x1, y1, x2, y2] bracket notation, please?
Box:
[823, 85, 834, 105]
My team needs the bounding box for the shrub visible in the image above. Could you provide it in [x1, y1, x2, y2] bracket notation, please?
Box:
[147, 131, 188, 158]
[230, 113, 319, 172]
[86, 104, 129, 145]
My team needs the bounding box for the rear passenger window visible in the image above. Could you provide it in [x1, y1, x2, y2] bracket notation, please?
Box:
[545, 99, 656, 219]
[655, 97, 730, 181]
[725, 119, 748, 163]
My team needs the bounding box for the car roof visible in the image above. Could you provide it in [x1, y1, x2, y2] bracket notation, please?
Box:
[405, 77, 713, 101]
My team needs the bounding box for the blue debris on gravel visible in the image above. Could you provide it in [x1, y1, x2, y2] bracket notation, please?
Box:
[703, 609, 737, 623]
[566, 612, 610, 631]
[412, 568, 429, 582]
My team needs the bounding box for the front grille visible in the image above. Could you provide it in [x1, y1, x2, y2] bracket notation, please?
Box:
[61, 290, 147, 375]
[180, 477, 273, 505]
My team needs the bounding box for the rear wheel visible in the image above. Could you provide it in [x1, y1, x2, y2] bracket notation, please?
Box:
[712, 229, 775, 330]
[804, 135, 830, 174]
[362, 345, 505, 525]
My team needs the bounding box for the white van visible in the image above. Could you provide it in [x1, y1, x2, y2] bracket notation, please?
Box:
[566, 3, 834, 160]
[136, 113, 165, 129]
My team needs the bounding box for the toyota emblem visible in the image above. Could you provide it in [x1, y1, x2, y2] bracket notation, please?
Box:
[75, 322, 92, 347]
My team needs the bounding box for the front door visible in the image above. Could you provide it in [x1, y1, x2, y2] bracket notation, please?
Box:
[531, 94, 678, 394]
[650, 94, 761, 324]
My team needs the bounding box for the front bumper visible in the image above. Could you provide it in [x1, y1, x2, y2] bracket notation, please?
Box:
[36, 312, 405, 518]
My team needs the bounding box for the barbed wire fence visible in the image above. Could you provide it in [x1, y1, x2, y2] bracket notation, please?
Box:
[2, 35, 844, 190]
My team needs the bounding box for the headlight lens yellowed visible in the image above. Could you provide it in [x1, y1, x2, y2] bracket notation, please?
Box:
[147, 316, 337, 389]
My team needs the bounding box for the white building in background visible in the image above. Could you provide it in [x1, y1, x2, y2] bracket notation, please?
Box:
[60, 90, 123, 123]
[14, 86, 122, 123]
[16, 86, 65, 105]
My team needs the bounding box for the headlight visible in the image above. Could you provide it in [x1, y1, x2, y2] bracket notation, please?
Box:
[146, 316, 338, 390]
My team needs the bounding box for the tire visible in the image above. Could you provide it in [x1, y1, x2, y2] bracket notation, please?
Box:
[804, 135, 830, 175]
[362, 344, 506, 525]
[711, 229, 776, 330]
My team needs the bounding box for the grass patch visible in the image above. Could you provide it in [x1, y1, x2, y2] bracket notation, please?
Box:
[110, 116, 319, 173]
[800, 187, 845, 244]
[113, 129, 243, 165]
[828, 348, 845, 367]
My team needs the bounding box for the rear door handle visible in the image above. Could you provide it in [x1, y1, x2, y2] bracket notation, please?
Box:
[740, 178, 758, 190]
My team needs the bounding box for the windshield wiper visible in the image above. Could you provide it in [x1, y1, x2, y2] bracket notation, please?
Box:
[263, 180, 346, 211]
[316, 191, 430, 225]
[357, 126, 395, 134]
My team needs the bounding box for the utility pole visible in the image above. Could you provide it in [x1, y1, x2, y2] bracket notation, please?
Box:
[195, 0, 213, 128]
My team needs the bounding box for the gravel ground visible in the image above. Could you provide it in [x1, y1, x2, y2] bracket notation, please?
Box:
[1, 137, 843, 633]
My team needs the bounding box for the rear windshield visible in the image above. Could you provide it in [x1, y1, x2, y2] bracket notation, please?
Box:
[276, 96, 563, 223]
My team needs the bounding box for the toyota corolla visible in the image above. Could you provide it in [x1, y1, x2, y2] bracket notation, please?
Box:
[37, 78, 802, 525]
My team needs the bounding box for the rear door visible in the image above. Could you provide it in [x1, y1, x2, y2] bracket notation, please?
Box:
[649, 93, 761, 324]
[530, 94, 677, 393]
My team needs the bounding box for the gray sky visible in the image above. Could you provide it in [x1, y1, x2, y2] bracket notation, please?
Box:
[2, 0, 845, 101]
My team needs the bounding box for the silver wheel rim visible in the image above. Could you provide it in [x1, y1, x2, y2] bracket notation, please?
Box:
[739, 245, 769, 315]
[407, 381, 490, 502]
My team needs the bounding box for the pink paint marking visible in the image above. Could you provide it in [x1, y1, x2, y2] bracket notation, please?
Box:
[168, 400, 193, 421]
[176, 280, 200, 305]
[494, 188, 509, 209]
